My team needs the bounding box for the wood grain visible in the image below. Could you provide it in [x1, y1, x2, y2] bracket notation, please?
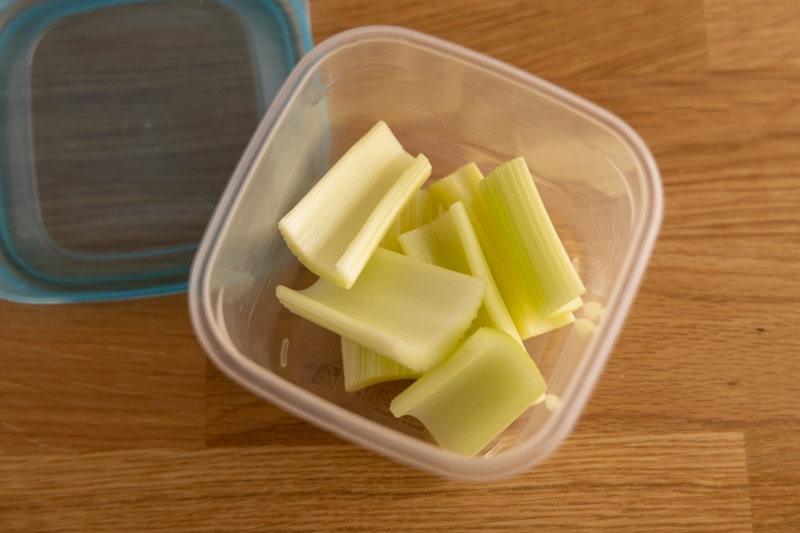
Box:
[558, 74, 800, 426]
[310, 0, 709, 78]
[2, 0, 800, 530]
[0, 432, 751, 532]
[0, 296, 206, 453]
[704, 0, 800, 70]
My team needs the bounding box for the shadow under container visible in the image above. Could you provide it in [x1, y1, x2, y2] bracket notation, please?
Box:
[189, 26, 663, 480]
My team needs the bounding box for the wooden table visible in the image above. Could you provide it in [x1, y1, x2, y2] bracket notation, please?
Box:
[2, 0, 799, 530]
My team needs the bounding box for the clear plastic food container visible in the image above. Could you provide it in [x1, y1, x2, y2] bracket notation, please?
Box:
[189, 26, 663, 480]
[0, 0, 311, 303]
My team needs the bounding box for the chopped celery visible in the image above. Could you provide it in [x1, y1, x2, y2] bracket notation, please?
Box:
[279, 121, 432, 288]
[341, 337, 421, 392]
[429, 161, 579, 339]
[429, 162, 483, 208]
[574, 318, 596, 337]
[479, 157, 585, 320]
[274, 132, 588, 455]
[514, 296, 584, 337]
[390, 327, 547, 457]
[523, 311, 576, 337]
[556, 296, 585, 315]
[343, 188, 441, 389]
[380, 188, 443, 254]
[276, 248, 486, 372]
[398, 201, 521, 345]
[574, 300, 602, 337]
[544, 394, 562, 413]
[582, 300, 606, 322]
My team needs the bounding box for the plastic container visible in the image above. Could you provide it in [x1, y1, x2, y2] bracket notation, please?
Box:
[0, 0, 312, 303]
[189, 26, 663, 480]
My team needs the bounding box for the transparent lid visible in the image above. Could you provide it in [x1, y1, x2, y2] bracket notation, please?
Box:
[0, 0, 312, 303]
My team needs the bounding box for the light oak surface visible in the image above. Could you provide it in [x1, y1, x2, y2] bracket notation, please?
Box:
[2, 0, 799, 531]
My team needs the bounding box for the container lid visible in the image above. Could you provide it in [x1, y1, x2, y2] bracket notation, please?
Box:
[0, 0, 312, 303]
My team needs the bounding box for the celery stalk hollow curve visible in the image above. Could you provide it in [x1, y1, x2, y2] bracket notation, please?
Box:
[276, 248, 486, 372]
[278, 121, 432, 288]
[390, 327, 547, 457]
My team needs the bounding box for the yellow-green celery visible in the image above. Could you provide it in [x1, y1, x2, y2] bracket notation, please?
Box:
[398, 201, 521, 345]
[390, 327, 547, 456]
[276, 248, 485, 372]
[279, 121, 431, 288]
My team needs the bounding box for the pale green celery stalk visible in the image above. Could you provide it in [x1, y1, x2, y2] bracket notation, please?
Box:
[521, 297, 584, 338]
[380, 188, 443, 254]
[429, 161, 575, 339]
[467, 190, 541, 338]
[345, 188, 442, 386]
[556, 296, 584, 315]
[276, 248, 486, 372]
[390, 327, 547, 457]
[398, 201, 522, 345]
[279, 121, 431, 289]
[429, 162, 483, 208]
[522, 311, 576, 337]
[341, 337, 421, 392]
[479, 157, 585, 320]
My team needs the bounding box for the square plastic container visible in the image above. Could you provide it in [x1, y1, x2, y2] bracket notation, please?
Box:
[189, 26, 663, 480]
[0, 0, 311, 303]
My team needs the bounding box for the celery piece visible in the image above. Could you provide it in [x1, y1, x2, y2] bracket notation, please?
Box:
[342, 187, 441, 387]
[523, 311, 576, 337]
[380, 188, 443, 254]
[574, 318, 596, 337]
[398, 201, 522, 345]
[466, 198, 541, 338]
[341, 337, 422, 392]
[556, 296, 584, 315]
[544, 394, 562, 413]
[479, 157, 585, 319]
[429, 162, 484, 208]
[390, 327, 547, 457]
[513, 296, 583, 338]
[279, 121, 432, 288]
[343, 188, 444, 385]
[429, 162, 567, 339]
[582, 300, 606, 322]
[276, 248, 486, 372]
